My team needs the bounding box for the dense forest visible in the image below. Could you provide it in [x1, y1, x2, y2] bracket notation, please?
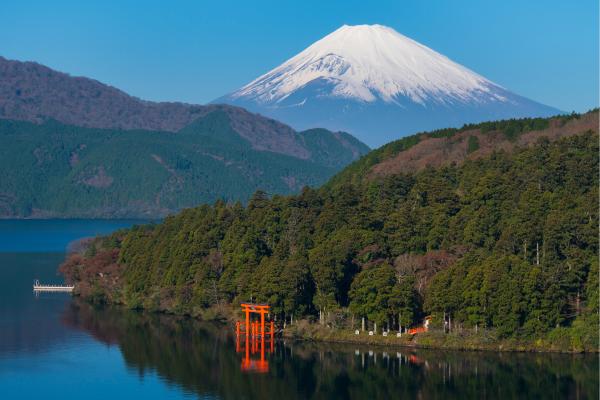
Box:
[0, 112, 367, 217]
[61, 112, 599, 350]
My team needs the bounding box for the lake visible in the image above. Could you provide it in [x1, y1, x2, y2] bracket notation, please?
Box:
[0, 220, 597, 399]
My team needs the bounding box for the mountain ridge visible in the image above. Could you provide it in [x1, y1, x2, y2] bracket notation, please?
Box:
[0, 114, 368, 218]
[327, 110, 598, 188]
[0, 56, 369, 161]
[0, 56, 370, 218]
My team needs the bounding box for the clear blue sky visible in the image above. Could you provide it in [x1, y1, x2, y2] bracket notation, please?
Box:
[1, 0, 597, 112]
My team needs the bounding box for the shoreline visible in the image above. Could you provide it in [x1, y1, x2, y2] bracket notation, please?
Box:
[76, 299, 598, 355]
[280, 320, 599, 354]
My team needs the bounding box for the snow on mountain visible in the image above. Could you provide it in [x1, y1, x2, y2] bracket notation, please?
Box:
[232, 24, 500, 105]
[215, 24, 562, 147]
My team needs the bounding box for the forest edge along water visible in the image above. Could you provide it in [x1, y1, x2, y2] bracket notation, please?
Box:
[0, 219, 597, 399]
[59, 130, 599, 356]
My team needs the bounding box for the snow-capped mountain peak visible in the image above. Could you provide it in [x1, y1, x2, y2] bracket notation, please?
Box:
[216, 24, 560, 147]
[232, 24, 502, 105]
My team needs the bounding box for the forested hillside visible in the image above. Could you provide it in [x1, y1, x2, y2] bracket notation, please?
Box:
[0, 56, 368, 161]
[61, 112, 598, 349]
[328, 110, 596, 187]
[0, 56, 369, 217]
[0, 111, 367, 218]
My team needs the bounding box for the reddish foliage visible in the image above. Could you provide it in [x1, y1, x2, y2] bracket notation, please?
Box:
[368, 112, 598, 179]
[59, 248, 123, 301]
[394, 248, 465, 293]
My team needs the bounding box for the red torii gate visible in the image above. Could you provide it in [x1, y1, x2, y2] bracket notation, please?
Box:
[235, 303, 275, 373]
[236, 303, 274, 339]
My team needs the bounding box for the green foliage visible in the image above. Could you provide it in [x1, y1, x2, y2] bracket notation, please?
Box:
[467, 135, 479, 154]
[67, 127, 598, 342]
[300, 128, 370, 169]
[349, 262, 397, 325]
[0, 114, 367, 218]
[327, 112, 583, 188]
[477, 117, 550, 140]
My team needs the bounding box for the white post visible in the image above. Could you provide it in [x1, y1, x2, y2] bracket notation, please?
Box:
[398, 312, 402, 334]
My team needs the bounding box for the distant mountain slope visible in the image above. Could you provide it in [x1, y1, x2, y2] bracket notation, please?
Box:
[327, 110, 599, 187]
[0, 56, 203, 132]
[216, 24, 562, 147]
[0, 56, 369, 217]
[0, 111, 368, 218]
[0, 56, 368, 162]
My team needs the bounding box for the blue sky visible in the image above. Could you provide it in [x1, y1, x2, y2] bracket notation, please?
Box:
[1, 0, 597, 112]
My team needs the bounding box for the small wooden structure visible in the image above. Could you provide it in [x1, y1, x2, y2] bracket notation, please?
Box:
[33, 279, 74, 292]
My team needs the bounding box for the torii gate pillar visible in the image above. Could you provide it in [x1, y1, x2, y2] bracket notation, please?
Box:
[240, 303, 272, 339]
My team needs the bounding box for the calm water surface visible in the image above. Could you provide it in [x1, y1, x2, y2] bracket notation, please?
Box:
[0, 220, 597, 399]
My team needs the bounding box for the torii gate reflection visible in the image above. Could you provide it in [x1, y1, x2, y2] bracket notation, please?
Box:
[235, 303, 275, 373]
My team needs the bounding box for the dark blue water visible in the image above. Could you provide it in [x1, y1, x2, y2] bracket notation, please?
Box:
[0, 220, 190, 399]
[0, 219, 149, 253]
[0, 220, 597, 399]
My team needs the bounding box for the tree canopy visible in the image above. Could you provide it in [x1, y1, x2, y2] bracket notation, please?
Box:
[62, 129, 598, 344]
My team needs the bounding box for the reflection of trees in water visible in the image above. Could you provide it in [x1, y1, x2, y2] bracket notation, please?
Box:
[62, 301, 597, 400]
[0, 297, 79, 356]
[0, 252, 81, 357]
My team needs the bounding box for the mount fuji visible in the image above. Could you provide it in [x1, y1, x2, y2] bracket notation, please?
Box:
[215, 24, 562, 147]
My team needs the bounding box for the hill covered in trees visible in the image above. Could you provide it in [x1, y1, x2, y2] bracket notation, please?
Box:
[0, 56, 368, 161]
[0, 110, 367, 218]
[61, 111, 598, 350]
[327, 110, 597, 187]
[0, 56, 369, 217]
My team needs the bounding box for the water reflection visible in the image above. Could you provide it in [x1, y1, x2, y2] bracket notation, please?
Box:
[0, 253, 86, 358]
[235, 303, 276, 374]
[237, 335, 274, 374]
[61, 301, 598, 400]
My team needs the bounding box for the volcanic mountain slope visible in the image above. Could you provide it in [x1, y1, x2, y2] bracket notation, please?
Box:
[216, 24, 562, 147]
[0, 57, 369, 218]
